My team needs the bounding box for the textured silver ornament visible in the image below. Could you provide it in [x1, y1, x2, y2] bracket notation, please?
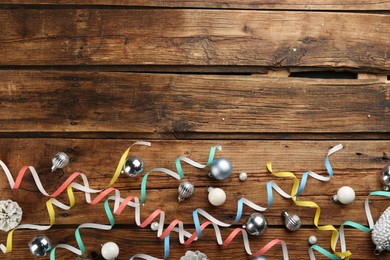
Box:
[178, 181, 195, 202]
[372, 205, 390, 255]
[29, 234, 52, 257]
[51, 152, 69, 172]
[251, 256, 268, 260]
[243, 213, 268, 236]
[180, 250, 207, 260]
[208, 157, 233, 180]
[122, 156, 144, 177]
[380, 165, 390, 191]
[0, 200, 23, 232]
[282, 211, 301, 231]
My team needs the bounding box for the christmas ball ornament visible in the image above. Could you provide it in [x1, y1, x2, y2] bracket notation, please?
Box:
[208, 157, 233, 180]
[180, 250, 207, 260]
[380, 165, 390, 191]
[243, 213, 268, 236]
[122, 156, 144, 177]
[0, 199, 23, 232]
[282, 211, 301, 231]
[332, 186, 355, 205]
[28, 234, 52, 257]
[372, 205, 390, 255]
[251, 256, 268, 260]
[150, 221, 159, 231]
[178, 181, 195, 202]
[51, 152, 69, 172]
[239, 172, 247, 181]
[101, 242, 119, 260]
[308, 235, 318, 245]
[207, 187, 226, 206]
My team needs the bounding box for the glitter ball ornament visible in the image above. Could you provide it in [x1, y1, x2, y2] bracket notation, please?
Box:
[51, 152, 69, 172]
[243, 213, 268, 236]
[207, 187, 226, 206]
[28, 234, 52, 257]
[208, 158, 233, 180]
[282, 211, 301, 231]
[122, 156, 144, 177]
[101, 242, 119, 260]
[180, 250, 207, 260]
[178, 181, 195, 202]
[332, 186, 355, 205]
[380, 165, 390, 191]
[0, 200, 23, 232]
[372, 206, 390, 255]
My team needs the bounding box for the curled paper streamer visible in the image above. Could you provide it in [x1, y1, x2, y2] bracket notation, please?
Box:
[49, 145, 344, 259]
[0, 141, 151, 254]
[140, 145, 221, 204]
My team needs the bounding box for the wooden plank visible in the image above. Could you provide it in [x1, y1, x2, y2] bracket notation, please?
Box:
[0, 228, 380, 260]
[2, 0, 390, 10]
[0, 71, 389, 134]
[0, 139, 389, 226]
[0, 10, 389, 71]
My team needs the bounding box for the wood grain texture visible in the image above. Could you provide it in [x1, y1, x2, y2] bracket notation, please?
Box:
[0, 71, 389, 134]
[2, 0, 390, 10]
[0, 139, 388, 259]
[0, 228, 381, 260]
[0, 9, 389, 71]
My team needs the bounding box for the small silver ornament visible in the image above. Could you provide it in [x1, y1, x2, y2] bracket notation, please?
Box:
[208, 157, 233, 180]
[372, 205, 390, 255]
[180, 250, 207, 260]
[122, 156, 144, 177]
[251, 256, 268, 260]
[380, 165, 390, 191]
[178, 181, 195, 202]
[51, 152, 69, 172]
[29, 234, 52, 257]
[242, 213, 268, 236]
[282, 211, 301, 231]
[239, 172, 247, 181]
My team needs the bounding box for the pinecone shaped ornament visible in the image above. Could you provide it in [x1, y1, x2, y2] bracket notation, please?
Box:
[372, 206, 390, 255]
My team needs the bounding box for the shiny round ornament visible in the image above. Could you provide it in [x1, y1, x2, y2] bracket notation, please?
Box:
[282, 211, 301, 231]
[101, 242, 119, 260]
[243, 213, 268, 236]
[251, 256, 268, 260]
[28, 234, 52, 257]
[308, 235, 318, 245]
[380, 165, 390, 191]
[122, 156, 144, 177]
[207, 187, 226, 206]
[178, 181, 195, 202]
[208, 157, 233, 180]
[51, 152, 69, 172]
[150, 221, 159, 231]
[239, 172, 247, 181]
[332, 186, 355, 205]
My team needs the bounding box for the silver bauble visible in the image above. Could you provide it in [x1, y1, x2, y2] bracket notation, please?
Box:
[29, 234, 52, 257]
[122, 156, 144, 177]
[243, 213, 268, 236]
[282, 211, 301, 231]
[252, 257, 268, 260]
[380, 166, 390, 191]
[372, 205, 390, 255]
[178, 181, 195, 202]
[208, 157, 233, 180]
[51, 152, 69, 172]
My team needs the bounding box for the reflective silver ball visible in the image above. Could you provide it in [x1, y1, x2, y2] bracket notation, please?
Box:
[282, 211, 301, 231]
[380, 165, 390, 191]
[178, 181, 195, 202]
[28, 234, 52, 257]
[208, 158, 233, 180]
[51, 152, 69, 172]
[252, 256, 268, 260]
[243, 213, 268, 236]
[122, 156, 144, 177]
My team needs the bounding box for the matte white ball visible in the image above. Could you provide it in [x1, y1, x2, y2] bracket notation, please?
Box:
[101, 242, 119, 260]
[333, 186, 355, 205]
[239, 172, 247, 181]
[308, 235, 317, 245]
[151, 221, 159, 231]
[208, 187, 226, 206]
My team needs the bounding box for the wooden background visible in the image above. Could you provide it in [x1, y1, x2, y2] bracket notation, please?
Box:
[0, 1, 389, 259]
